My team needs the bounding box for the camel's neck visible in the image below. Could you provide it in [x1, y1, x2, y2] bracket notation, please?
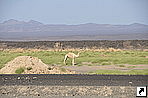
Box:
[75, 53, 80, 57]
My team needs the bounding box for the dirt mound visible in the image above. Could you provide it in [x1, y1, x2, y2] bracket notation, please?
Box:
[0, 56, 75, 74]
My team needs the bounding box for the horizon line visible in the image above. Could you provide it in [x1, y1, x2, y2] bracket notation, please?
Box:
[1, 19, 148, 25]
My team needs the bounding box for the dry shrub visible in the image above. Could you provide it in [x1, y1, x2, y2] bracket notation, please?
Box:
[27, 49, 43, 52]
[85, 48, 122, 52]
[3, 48, 44, 53]
[4, 48, 25, 53]
[2, 47, 122, 52]
[107, 48, 122, 52]
[61, 48, 122, 52]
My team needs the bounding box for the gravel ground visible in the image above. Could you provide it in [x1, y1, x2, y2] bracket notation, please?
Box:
[0, 86, 139, 98]
[0, 75, 147, 97]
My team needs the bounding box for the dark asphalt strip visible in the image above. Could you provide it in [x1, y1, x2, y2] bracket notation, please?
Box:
[0, 74, 148, 86]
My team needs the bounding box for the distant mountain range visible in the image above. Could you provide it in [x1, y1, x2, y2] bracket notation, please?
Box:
[0, 19, 148, 41]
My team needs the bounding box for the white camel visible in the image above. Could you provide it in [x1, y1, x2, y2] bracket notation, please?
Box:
[64, 52, 80, 66]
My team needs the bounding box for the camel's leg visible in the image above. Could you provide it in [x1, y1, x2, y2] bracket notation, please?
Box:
[64, 55, 67, 64]
[72, 58, 75, 66]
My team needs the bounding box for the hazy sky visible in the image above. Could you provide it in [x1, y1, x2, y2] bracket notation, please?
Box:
[0, 0, 148, 24]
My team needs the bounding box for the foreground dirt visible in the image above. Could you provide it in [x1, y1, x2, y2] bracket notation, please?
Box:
[0, 56, 75, 74]
[1, 74, 147, 97]
[0, 86, 138, 98]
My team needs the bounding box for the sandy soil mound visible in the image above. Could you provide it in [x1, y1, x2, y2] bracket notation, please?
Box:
[0, 56, 75, 74]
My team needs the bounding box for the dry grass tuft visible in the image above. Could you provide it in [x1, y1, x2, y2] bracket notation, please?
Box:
[1, 47, 122, 52]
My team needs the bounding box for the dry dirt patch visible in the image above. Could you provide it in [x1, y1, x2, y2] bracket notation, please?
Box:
[0, 56, 75, 74]
[62, 64, 148, 73]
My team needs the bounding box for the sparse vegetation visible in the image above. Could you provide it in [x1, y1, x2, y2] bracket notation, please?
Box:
[0, 48, 148, 74]
[0, 49, 148, 69]
[15, 67, 25, 74]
